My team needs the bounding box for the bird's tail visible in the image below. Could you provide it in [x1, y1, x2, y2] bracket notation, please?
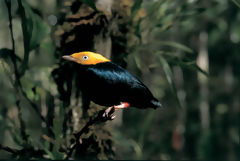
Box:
[151, 98, 162, 109]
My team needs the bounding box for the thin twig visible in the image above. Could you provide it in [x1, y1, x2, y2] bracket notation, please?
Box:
[4, 0, 20, 86]
[16, 100, 29, 142]
[0, 143, 45, 158]
[5, 0, 15, 54]
[0, 144, 18, 155]
[42, 134, 55, 144]
[20, 88, 47, 122]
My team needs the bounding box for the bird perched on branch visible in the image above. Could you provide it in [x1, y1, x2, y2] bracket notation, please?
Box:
[62, 51, 162, 113]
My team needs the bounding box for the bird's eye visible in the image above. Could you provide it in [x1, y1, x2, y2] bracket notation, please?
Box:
[82, 55, 89, 60]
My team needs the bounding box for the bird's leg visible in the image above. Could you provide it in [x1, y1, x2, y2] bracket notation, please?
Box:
[114, 102, 130, 110]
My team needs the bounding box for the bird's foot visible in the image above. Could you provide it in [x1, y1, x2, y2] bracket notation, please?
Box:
[100, 102, 130, 121]
[102, 106, 116, 120]
[114, 102, 130, 110]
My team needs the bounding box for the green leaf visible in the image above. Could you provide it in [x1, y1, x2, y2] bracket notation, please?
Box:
[138, 110, 155, 147]
[178, 8, 206, 17]
[158, 55, 182, 108]
[134, 54, 142, 70]
[22, 2, 50, 51]
[40, 142, 55, 160]
[172, 58, 209, 76]
[129, 139, 142, 159]
[17, 0, 50, 76]
[158, 41, 194, 53]
[156, 21, 173, 32]
[158, 56, 174, 86]
[232, 0, 240, 8]
[78, 0, 97, 11]
[155, 50, 208, 76]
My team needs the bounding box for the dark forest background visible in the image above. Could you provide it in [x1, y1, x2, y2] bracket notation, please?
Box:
[0, 0, 239, 160]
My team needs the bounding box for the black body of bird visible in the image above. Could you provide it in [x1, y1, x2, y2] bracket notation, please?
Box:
[77, 61, 161, 109]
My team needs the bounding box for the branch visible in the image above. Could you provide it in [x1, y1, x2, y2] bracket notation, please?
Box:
[20, 88, 47, 123]
[4, 0, 20, 86]
[16, 100, 29, 142]
[5, 0, 15, 53]
[0, 143, 45, 158]
[65, 106, 116, 159]
[0, 144, 18, 155]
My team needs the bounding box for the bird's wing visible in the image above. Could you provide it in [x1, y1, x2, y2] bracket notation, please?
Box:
[85, 62, 154, 99]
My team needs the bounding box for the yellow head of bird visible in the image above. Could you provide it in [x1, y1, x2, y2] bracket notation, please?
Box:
[62, 51, 110, 65]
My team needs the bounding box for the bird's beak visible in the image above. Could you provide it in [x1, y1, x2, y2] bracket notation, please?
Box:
[62, 55, 78, 63]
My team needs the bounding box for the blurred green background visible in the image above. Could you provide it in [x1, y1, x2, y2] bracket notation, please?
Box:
[0, 0, 239, 160]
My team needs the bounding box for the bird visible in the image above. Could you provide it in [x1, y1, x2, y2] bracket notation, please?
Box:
[62, 51, 162, 112]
